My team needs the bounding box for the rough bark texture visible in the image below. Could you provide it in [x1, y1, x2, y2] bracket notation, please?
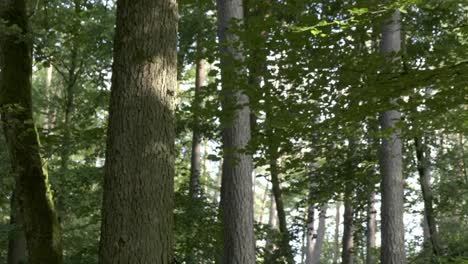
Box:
[415, 136, 442, 256]
[189, 56, 206, 199]
[0, 1, 63, 263]
[7, 191, 27, 264]
[311, 203, 328, 264]
[333, 201, 341, 264]
[366, 192, 377, 264]
[342, 198, 354, 264]
[216, 0, 255, 263]
[379, 9, 406, 264]
[98, 0, 177, 262]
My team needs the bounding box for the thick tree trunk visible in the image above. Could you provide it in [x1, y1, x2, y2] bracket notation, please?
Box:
[333, 201, 341, 264]
[98, 0, 177, 262]
[379, 9, 406, 264]
[7, 191, 27, 264]
[342, 198, 354, 264]
[415, 136, 442, 256]
[0, 1, 63, 263]
[311, 203, 328, 264]
[189, 54, 207, 199]
[216, 0, 255, 262]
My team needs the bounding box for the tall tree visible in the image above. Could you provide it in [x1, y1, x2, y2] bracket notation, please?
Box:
[305, 201, 315, 264]
[189, 53, 207, 199]
[342, 196, 354, 264]
[378, 8, 406, 264]
[216, 0, 255, 262]
[366, 191, 377, 264]
[311, 203, 328, 264]
[333, 201, 341, 264]
[415, 136, 442, 256]
[0, 0, 63, 263]
[98, 0, 177, 262]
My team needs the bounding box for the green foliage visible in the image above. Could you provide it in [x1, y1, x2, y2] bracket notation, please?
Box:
[0, 0, 467, 262]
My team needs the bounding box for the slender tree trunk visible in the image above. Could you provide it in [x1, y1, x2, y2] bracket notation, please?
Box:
[43, 64, 54, 132]
[98, 0, 177, 262]
[366, 191, 377, 264]
[458, 133, 467, 182]
[216, 0, 255, 262]
[305, 198, 315, 264]
[213, 161, 223, 204]
[311, 203, 328, 264]
[379, 9, 406, 264]
[415, 136, 442, 256]
[258, 182, 270, 224]
[59, 46, 78, 173]
[265, 192, 279, 259]
[7, 191, 27, 264]
[0, 1, 63, 262]
[189, 52, 207, 199]
[270, 154, 294, 263]
[333, 201, 341, 264]
[342, 197, 354, 264]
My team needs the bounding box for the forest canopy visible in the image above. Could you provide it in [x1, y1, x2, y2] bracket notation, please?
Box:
[0, 0, 467, 263]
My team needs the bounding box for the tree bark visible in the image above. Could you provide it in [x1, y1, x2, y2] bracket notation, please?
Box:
[415, 136, 442, 256]
[333, 201, 341, 264]
[216, 0, 255, 262]
[0, 1, 63, 263]
[98, 0, 177, 262]
[189, 53, 207, 199]
[311, 203, 328, 264]
[270, 154, 294, 263]
[43, 64, 54, 132]
[265, 192, 279, 260]
[366, 191, 377, 264]
[342, 197, 354, 264]
[305, 198, 315, 264]
[7, 191, 27, 264]
[379, 9, 406, 264]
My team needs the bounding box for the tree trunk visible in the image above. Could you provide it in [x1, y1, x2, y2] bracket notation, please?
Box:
[270, 154, 294, 263]
[258, 182, 270, 224]
[342, 198, 354, 264]
[366, 191, 377, 264]
[216, 0, 255, 262]
[415, 136, 442, 256]
[311, 203, 328, 264]
[43, 64, 54, 132]
[189, 53, 207, 199]
[0, 1, 63, 263]
[7, 191, 27, 264]
[305, 199, 315, 264]
[333, 201, 341, 264]
[265, 192, 279, 260]
[379, 9, 406, 264]
[98, 0, 177, 262]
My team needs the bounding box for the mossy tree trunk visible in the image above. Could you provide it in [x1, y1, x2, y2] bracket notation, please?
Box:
[0, 1, 63, 263]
